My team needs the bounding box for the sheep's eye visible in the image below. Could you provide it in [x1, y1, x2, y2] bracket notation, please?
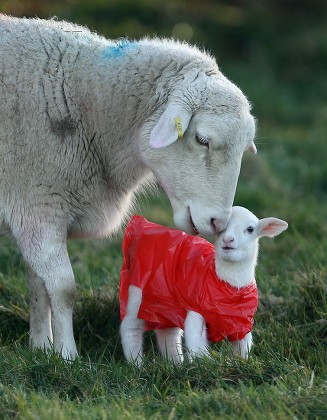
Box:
[195, 133, 209, 148]
[246, 226, 254, 234]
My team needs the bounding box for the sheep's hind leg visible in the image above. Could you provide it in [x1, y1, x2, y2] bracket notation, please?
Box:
[120, 285, 144, 367]
[28, 267, 53, 350]
[14, 222, 78, 360]
[156, 327, 184, 363]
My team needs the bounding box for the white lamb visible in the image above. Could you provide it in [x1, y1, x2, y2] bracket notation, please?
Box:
[0, 15, 256, 359]
[120, 207, 288, 365]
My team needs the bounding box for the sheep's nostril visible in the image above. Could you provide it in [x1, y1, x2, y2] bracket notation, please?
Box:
[211, 218, 228, 234]
[211, 219, 219, 234]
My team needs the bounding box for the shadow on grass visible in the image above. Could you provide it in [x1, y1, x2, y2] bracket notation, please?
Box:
[74, 291, 123, 360]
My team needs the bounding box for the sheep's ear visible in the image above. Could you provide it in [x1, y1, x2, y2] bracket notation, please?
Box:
[257, 218, 288, 238]
[248, 141, 257, 154]
[150, 103, 192, 149]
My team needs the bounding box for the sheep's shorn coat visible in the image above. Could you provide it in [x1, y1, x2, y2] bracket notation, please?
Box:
[0, 15, 256, 359]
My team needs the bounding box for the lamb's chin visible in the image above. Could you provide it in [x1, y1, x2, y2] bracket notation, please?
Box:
[219, 250, 240, 262]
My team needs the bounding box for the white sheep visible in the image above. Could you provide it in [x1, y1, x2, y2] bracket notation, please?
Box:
[0, 15, 256, 359]
[120, 207, 288, 365]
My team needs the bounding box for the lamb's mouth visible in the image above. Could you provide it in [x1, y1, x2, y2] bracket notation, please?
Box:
[222, 246, 234, 251]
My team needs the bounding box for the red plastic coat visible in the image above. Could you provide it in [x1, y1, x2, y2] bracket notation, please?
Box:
[120, 215, 258, 342]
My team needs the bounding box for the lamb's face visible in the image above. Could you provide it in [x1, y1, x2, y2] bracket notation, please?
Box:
[142, 73, 256, 237]
[215, 207, 259, 263]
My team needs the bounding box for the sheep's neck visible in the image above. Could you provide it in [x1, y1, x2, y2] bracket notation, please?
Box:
[215, 257, 256, 289]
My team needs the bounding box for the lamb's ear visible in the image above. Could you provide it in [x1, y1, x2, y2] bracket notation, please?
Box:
[150, 102, 192, 148]
[257, 218, 288, 238]
[248, 141, 257, 154]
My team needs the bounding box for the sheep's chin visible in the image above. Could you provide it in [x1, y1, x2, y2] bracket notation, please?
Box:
[173, 208, 202, 235]
[172, 207, 219, 236]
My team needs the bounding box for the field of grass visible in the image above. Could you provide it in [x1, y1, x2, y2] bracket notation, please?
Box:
[0, 7, 327, 419]
[0, 86, 326, 418]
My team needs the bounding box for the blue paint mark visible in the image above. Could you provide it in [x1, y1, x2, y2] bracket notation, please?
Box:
[102, 39, 137, 59]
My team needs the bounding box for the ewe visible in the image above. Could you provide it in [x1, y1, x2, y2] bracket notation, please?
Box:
[0, 15, 256, 359]
[120, 207, 288, 365]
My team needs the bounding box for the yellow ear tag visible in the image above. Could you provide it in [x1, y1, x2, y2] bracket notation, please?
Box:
[175, 117, 183, 138]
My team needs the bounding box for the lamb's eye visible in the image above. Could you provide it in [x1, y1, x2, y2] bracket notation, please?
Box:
[195, 133, 209, 148]
[246, 226, 254, 234]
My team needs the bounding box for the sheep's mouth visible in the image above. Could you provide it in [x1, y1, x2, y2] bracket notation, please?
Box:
[189, 213, 199, 235]
[191, 219, 199, 235]
[222, 246, 234, 251]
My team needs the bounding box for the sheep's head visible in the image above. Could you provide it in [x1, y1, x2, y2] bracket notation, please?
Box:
[142, 71, 257, 236]
[216, 206, 288, 264]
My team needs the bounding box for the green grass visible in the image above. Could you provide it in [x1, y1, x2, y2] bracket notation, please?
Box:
[0, 115, 326, 419]
[0, 20, 327, 420]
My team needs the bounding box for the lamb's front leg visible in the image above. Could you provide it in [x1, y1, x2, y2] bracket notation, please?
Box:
[230, 332, 252, 359]
[184, 310, 210, 361]
[120, 285, 144, 367]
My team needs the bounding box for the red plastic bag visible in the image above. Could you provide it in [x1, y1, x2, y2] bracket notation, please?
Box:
[120, 215, 258, 342]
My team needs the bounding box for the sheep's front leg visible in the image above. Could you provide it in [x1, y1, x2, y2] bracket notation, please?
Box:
[184, 310, 210, 360]
[28, 268, 52, 350]
[230, 332, 252, 359]
[120, 285, 144, 367]
[155, 327, 184, 363]
[14, 223, 78, 360]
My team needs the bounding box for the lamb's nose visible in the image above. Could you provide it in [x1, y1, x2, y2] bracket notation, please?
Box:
[223, 236, 234, 245]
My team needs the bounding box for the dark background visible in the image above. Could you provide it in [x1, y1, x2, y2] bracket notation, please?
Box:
[1, 0, 326, 125]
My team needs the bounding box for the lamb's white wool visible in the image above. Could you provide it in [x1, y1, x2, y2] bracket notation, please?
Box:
[121, 207, 288, 364]
[0, 15, 256, 359]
